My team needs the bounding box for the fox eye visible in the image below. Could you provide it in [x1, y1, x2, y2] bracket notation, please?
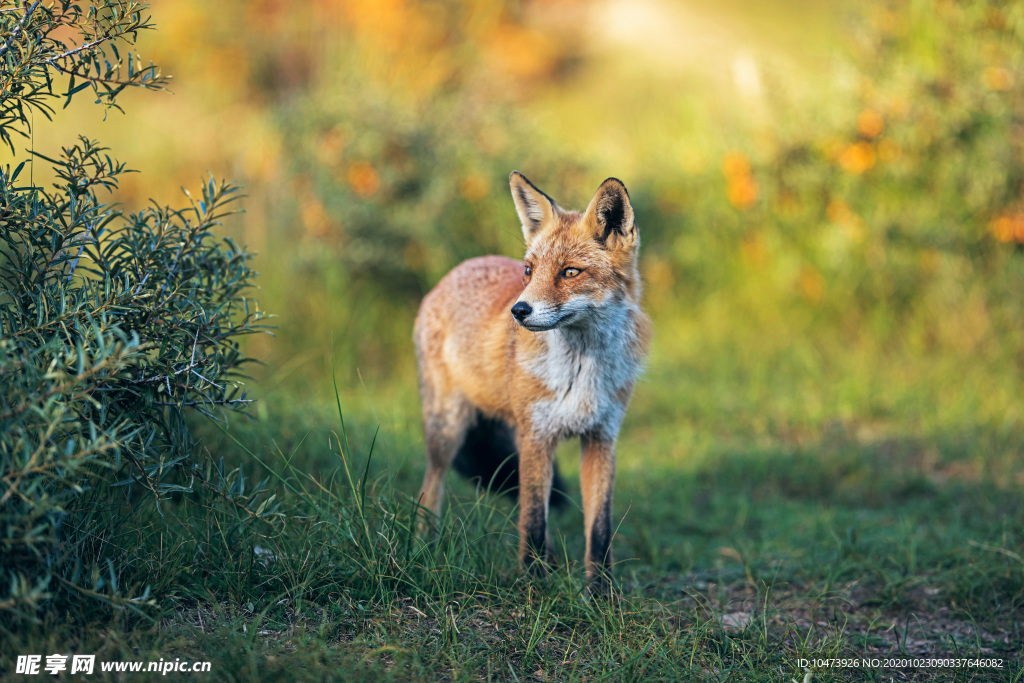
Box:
[524, 265, 533, 277]
[562, 267, 581, 278]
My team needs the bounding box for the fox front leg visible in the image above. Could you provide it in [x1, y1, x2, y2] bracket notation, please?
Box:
[516, 435, 558, 573]
[580, 432, 616, 590]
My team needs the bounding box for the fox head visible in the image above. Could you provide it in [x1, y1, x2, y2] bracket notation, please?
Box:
[508, 171, 641, 332]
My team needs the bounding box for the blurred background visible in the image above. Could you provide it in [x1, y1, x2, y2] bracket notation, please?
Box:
[12, 0, 1024, 477]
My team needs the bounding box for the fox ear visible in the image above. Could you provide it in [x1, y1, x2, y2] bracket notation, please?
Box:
[584, 178, 636, 250]
[510, 171, 558, 243]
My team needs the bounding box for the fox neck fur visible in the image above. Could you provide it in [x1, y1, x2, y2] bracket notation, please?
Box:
[516, 297, 645, 442]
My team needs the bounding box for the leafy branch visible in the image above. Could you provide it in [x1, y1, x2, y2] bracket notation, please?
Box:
[0, 0, 170, 152]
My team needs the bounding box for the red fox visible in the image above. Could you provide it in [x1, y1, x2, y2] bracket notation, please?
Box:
[415, 171, 651, 586]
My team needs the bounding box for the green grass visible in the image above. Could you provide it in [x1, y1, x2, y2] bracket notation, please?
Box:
[7, 341, 1022, 682]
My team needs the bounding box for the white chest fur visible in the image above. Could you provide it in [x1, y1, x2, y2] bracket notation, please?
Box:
[522, 308, 642, 440]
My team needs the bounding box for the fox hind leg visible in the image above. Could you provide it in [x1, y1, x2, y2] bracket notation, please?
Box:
[418, 387, 475, 520]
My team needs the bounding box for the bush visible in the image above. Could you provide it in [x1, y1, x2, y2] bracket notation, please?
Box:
[0, 1, 268, 618]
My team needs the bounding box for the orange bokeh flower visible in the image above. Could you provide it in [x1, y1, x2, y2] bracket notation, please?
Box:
[799, 266, 826, 302]
[991, 214, 1024, 243]
[826, 199, 852, 225]
[348, 162, 381, 197]
[722, 151, 751, 178]
[295, 175, 335, 237]
[722, 151, 757, 210]
[856, 109, 885, 139]
[485, 24, 557, 80]
[983, 66, 1014, 91]
[838, 142, 876, 175]
[727, 176, 758, 210]
[827, 199, 866, 242]
[300, 198, 332, 237]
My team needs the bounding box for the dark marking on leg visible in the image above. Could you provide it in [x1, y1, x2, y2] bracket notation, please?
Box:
[588, 493, 613, 580]
[521, 498, 549, 574]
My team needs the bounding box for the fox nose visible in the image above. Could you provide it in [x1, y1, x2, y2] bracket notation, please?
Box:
[511, 301, 533, 321]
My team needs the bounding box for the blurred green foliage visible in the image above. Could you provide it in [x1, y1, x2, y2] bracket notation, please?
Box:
[230, 0, 1024, 402]
[744, 0, 1024, 337]
[9, 1, 1024, 402]
[276, 77, 592, 378]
